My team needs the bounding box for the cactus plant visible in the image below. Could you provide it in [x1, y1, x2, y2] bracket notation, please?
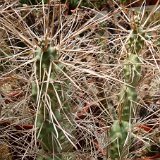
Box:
[109, 14, 145, 160]
[32, 42, 73, 159]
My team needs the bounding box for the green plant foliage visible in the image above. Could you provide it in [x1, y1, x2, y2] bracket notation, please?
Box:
[120, 0, 127, 2]
[70, 0, 79, 8]
[19, 0, 48, 5]
[61, 0, 109, 9]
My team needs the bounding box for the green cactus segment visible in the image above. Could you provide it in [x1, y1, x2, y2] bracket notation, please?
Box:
[120, 53, 140, 122]
[40, 47, 58, 68]
[31, 82, 38, 100]
[123, 54, 141, 86]
[128, 31, 145, 54]
[110, 120, 130, 160]
[119, 86, 137, 122]
[33, 46, 72, 159]
[119, 16, 144, 122]
[35, 46, 59, 80]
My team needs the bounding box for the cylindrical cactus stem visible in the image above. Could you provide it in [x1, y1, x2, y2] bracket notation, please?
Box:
[123, 54, 141, 86]
[119, 86, 137, 122]
[33, 45, 72, 159]
[109, 14, 145, 160]
[109, 120, 130, 160]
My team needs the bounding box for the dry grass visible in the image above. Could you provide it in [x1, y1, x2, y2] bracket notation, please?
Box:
[0, 0, 160, 159]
